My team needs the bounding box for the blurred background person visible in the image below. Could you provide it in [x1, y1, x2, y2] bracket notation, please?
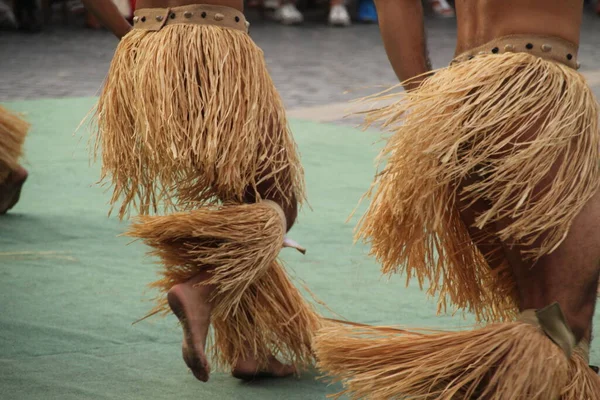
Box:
[427, 0, 454, 18]
[269, 0, 352, 26]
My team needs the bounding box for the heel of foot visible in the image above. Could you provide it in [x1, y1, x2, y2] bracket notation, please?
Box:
[167, 285, 211, 383]
[167, 288, 185, 321]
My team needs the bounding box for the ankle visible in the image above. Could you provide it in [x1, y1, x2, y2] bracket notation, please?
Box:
[565, 305, 595, 343]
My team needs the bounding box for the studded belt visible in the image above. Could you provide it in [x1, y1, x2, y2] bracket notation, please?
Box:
[452, 35, 579, 70]
[132, 4, 249, 33]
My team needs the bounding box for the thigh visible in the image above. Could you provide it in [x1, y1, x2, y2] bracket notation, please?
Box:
[510, 189, 600, 341]
[458, 173, 600, 341]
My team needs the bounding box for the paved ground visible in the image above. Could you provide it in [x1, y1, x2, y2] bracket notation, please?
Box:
[2, 8, 600, 119]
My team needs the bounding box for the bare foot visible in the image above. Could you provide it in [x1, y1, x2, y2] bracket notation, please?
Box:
[232, 355, 297, 381]
[167, 274, 215, 382]
[0, 166, 28, 214]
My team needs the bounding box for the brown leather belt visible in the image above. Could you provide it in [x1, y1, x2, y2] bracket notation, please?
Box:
[452, 35, 579, 70]
[132, 4, 249, 33]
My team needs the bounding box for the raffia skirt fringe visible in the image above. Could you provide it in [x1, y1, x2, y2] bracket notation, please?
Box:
[314, 321, 600, 399]
[92, 24, 305, 219]
[127, 203, 323, 370]
[0, 106, 28, 182]
[357, 52, 600, 322]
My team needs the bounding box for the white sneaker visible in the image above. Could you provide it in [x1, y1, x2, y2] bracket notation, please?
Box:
[274, 4, 304, 25]
[328, 4, 351, 27]
[429, 0, 455, 18]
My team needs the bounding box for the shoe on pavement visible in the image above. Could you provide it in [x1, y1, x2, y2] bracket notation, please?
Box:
[430, 0, 454, 18]
[274, 3, 303, 25]
[328, 4, 351, 27]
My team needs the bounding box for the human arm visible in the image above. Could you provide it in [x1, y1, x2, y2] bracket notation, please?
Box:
[374, 0, 432, 91]
[81, 0, 132, 39]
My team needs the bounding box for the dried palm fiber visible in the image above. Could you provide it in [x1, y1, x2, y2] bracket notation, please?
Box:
[127, 201, 324, 371]
[126, 201, 286, 320]
[357, 46, 600, 323]
[209, 258, 323, 371]
[0, 106, 28, 182]
[314, 304, 576, 400]
[93, 6, 320, 373]
[561, 341, 600, 399]
[92, 21, 305, 219]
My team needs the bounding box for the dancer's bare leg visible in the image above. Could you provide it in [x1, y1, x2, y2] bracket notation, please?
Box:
[230, 173, 299, 380]
[0, 166, 28, 214]
[506, 189, 600, 343]
[459, 161, 600, 344]
[168, 171, 299, 382]
[168, 270, 215, 382]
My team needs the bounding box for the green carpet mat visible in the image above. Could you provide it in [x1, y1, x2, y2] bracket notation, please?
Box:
[1, 98, 598, 399]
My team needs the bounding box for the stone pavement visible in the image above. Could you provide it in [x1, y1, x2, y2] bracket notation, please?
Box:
[1, 9, 600, 123]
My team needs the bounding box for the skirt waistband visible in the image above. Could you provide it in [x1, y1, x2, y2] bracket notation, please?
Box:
[132, 4, 249, 33]
[452, 35, 579, 69]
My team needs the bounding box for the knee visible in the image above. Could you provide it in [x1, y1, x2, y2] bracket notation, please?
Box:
[283, 199, 298, 232]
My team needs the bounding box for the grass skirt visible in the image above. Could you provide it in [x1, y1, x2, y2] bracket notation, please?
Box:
[93, 24, 305, 219]
[127, 202, 322, 371]
[357, 52, 600, 322]
[0, 106, 28, 182]
[127, 202, 287, 319]
[561, 343, 600, 399]
[315, 321, 573, 399]
[210, 259, 322, 371]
